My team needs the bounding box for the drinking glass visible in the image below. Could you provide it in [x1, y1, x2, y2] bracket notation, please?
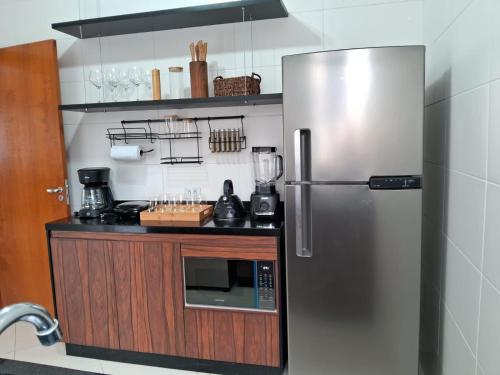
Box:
[148, 197, 158, 212]
[117, 70, 134, 101]
[176, 193, 185, 212]
[143, 74, 152, 100]
[162, 193, 173, 213]
[184, 188, 193, 209]
[192, 187, 202, 208]
[104, 67, 121, 101]
[128, 66, 146, 101]
[89, 68, 103, 102]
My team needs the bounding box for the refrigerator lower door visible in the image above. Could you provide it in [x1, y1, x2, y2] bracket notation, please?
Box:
[285, 184, 421, 375]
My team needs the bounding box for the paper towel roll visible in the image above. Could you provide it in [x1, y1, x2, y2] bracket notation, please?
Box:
[110, 145, 144, 161]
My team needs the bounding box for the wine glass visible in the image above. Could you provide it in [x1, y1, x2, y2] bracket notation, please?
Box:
[143, 73, 152, 100]
[104, 67, 121, 101]
[88, 68, 103, 102]
[128, 66, 146, 101]
[118, 70, 134, 101]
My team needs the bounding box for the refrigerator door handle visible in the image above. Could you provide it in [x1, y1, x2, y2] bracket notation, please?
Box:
[295, 184, 313, 257]
[294, 129, 311, 181]
[294, 129, 312, 257]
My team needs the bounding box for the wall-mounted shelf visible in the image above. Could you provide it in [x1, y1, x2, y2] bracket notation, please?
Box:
[59, 94, 283, 113]
[52, 0, 288, 39]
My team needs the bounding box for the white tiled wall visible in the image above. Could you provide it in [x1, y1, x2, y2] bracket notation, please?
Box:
[0, 0, 422, 209]
[420, 1, 500, 375]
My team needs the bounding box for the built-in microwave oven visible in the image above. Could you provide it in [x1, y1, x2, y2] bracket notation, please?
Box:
[183, 257, 276, 311]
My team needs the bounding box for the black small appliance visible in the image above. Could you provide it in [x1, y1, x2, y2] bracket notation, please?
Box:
[250, 147, 283, 220]
[214, 179, 246, 221]
[77, 167, 114, 219]
[114, 201, 149, 220]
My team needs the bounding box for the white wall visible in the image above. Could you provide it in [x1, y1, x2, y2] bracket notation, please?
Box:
[420, 0, 500, 375]
[0, 0, 422, 209]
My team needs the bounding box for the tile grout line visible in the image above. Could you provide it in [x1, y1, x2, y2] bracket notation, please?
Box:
[322, 0, 421, 12]
[442, 233, 482, 277]
[474, 77, 492, 375]
[442, 301, 477, 359]
[424, 79, 493, 110]
[426, 0, 477, 48]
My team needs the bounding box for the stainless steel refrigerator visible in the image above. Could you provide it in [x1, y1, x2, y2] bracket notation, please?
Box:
[283, 46, 424, 375]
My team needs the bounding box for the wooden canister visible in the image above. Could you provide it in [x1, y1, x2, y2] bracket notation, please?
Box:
[152, 69, 161, 100]
[189, 61, 208, 98]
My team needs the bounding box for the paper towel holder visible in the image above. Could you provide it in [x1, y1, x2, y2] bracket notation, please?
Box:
[106, 118, 203, 165]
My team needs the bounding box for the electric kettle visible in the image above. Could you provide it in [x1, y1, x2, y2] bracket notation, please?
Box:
[213, 180, 246, 221]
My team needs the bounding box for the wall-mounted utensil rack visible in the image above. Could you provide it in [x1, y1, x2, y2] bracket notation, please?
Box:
[107, 119, 202, 145]
[106, 114, 246, 165]
[207, 115, 246, 153]
[107, 118, 203, 165]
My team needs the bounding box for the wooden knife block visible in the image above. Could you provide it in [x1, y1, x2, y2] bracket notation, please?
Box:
[189, 61, 208, 98]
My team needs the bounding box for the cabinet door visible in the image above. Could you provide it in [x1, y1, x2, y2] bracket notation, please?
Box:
[184, 309, 280, 367]
[51, 238, 185, 356]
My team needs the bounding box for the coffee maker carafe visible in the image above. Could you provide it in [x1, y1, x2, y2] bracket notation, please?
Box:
[250, 147, 283, 220]
[78, 167, 114, 218]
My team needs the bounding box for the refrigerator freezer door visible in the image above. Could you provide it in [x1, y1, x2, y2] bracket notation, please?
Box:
[285, 184, 421, 375]
[283, 46, 424, 182]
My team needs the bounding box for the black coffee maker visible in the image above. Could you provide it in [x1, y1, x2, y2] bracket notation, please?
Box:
[250, 147, 283, 220]
[77, 167, 114, 218]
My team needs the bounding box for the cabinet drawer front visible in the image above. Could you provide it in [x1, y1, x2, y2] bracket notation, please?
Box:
[181, 236, 277, 261]
[184, 309, 280, 367]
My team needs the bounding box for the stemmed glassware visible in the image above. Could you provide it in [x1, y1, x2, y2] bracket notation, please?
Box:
[89, 68, 103, 102]
[128, 66, 146, 101]
[96, 66, 152, 102]
[118, 70, 134, 101]
[143, 73, 152, 100]
[104, 67, 121, 101]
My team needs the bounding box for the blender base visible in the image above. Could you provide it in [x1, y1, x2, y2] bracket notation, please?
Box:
[250, 192, 280, 221]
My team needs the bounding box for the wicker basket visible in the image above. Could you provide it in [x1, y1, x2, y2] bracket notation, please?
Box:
[213, 73, 261, 96]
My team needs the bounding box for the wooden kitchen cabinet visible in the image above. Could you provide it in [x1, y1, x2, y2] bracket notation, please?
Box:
[50, 236, 185, 356]
[49, 231, 283, 369]
[184, 309, 280, 367]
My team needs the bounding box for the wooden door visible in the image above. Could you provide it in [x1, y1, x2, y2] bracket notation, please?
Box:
[0, 40, 68, 314]
[50, 238, 186, 356]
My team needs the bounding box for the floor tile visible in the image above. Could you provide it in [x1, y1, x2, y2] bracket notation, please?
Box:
[10, 320, 231, 374]
[0, 325, 15, 354]
[14, 322, 41, 352]
[14, 343, 103, 373]
[100, 359, 197, 375]
[0, 352, 14, 360]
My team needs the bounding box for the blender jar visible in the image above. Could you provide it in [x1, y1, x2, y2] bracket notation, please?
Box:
[252, 147, 283, 190]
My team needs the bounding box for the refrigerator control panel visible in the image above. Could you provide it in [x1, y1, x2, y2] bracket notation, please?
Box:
[369, 176, 422, 190]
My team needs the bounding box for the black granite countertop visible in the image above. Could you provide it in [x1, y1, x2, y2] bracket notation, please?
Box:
[46, 215, 283, 237]
[0, 359, 101, 375]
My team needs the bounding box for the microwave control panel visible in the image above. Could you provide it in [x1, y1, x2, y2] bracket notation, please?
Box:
[256, 261, 276, 310]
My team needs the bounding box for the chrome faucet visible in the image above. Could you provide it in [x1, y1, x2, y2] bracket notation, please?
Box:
[0, 303, 62, 346]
